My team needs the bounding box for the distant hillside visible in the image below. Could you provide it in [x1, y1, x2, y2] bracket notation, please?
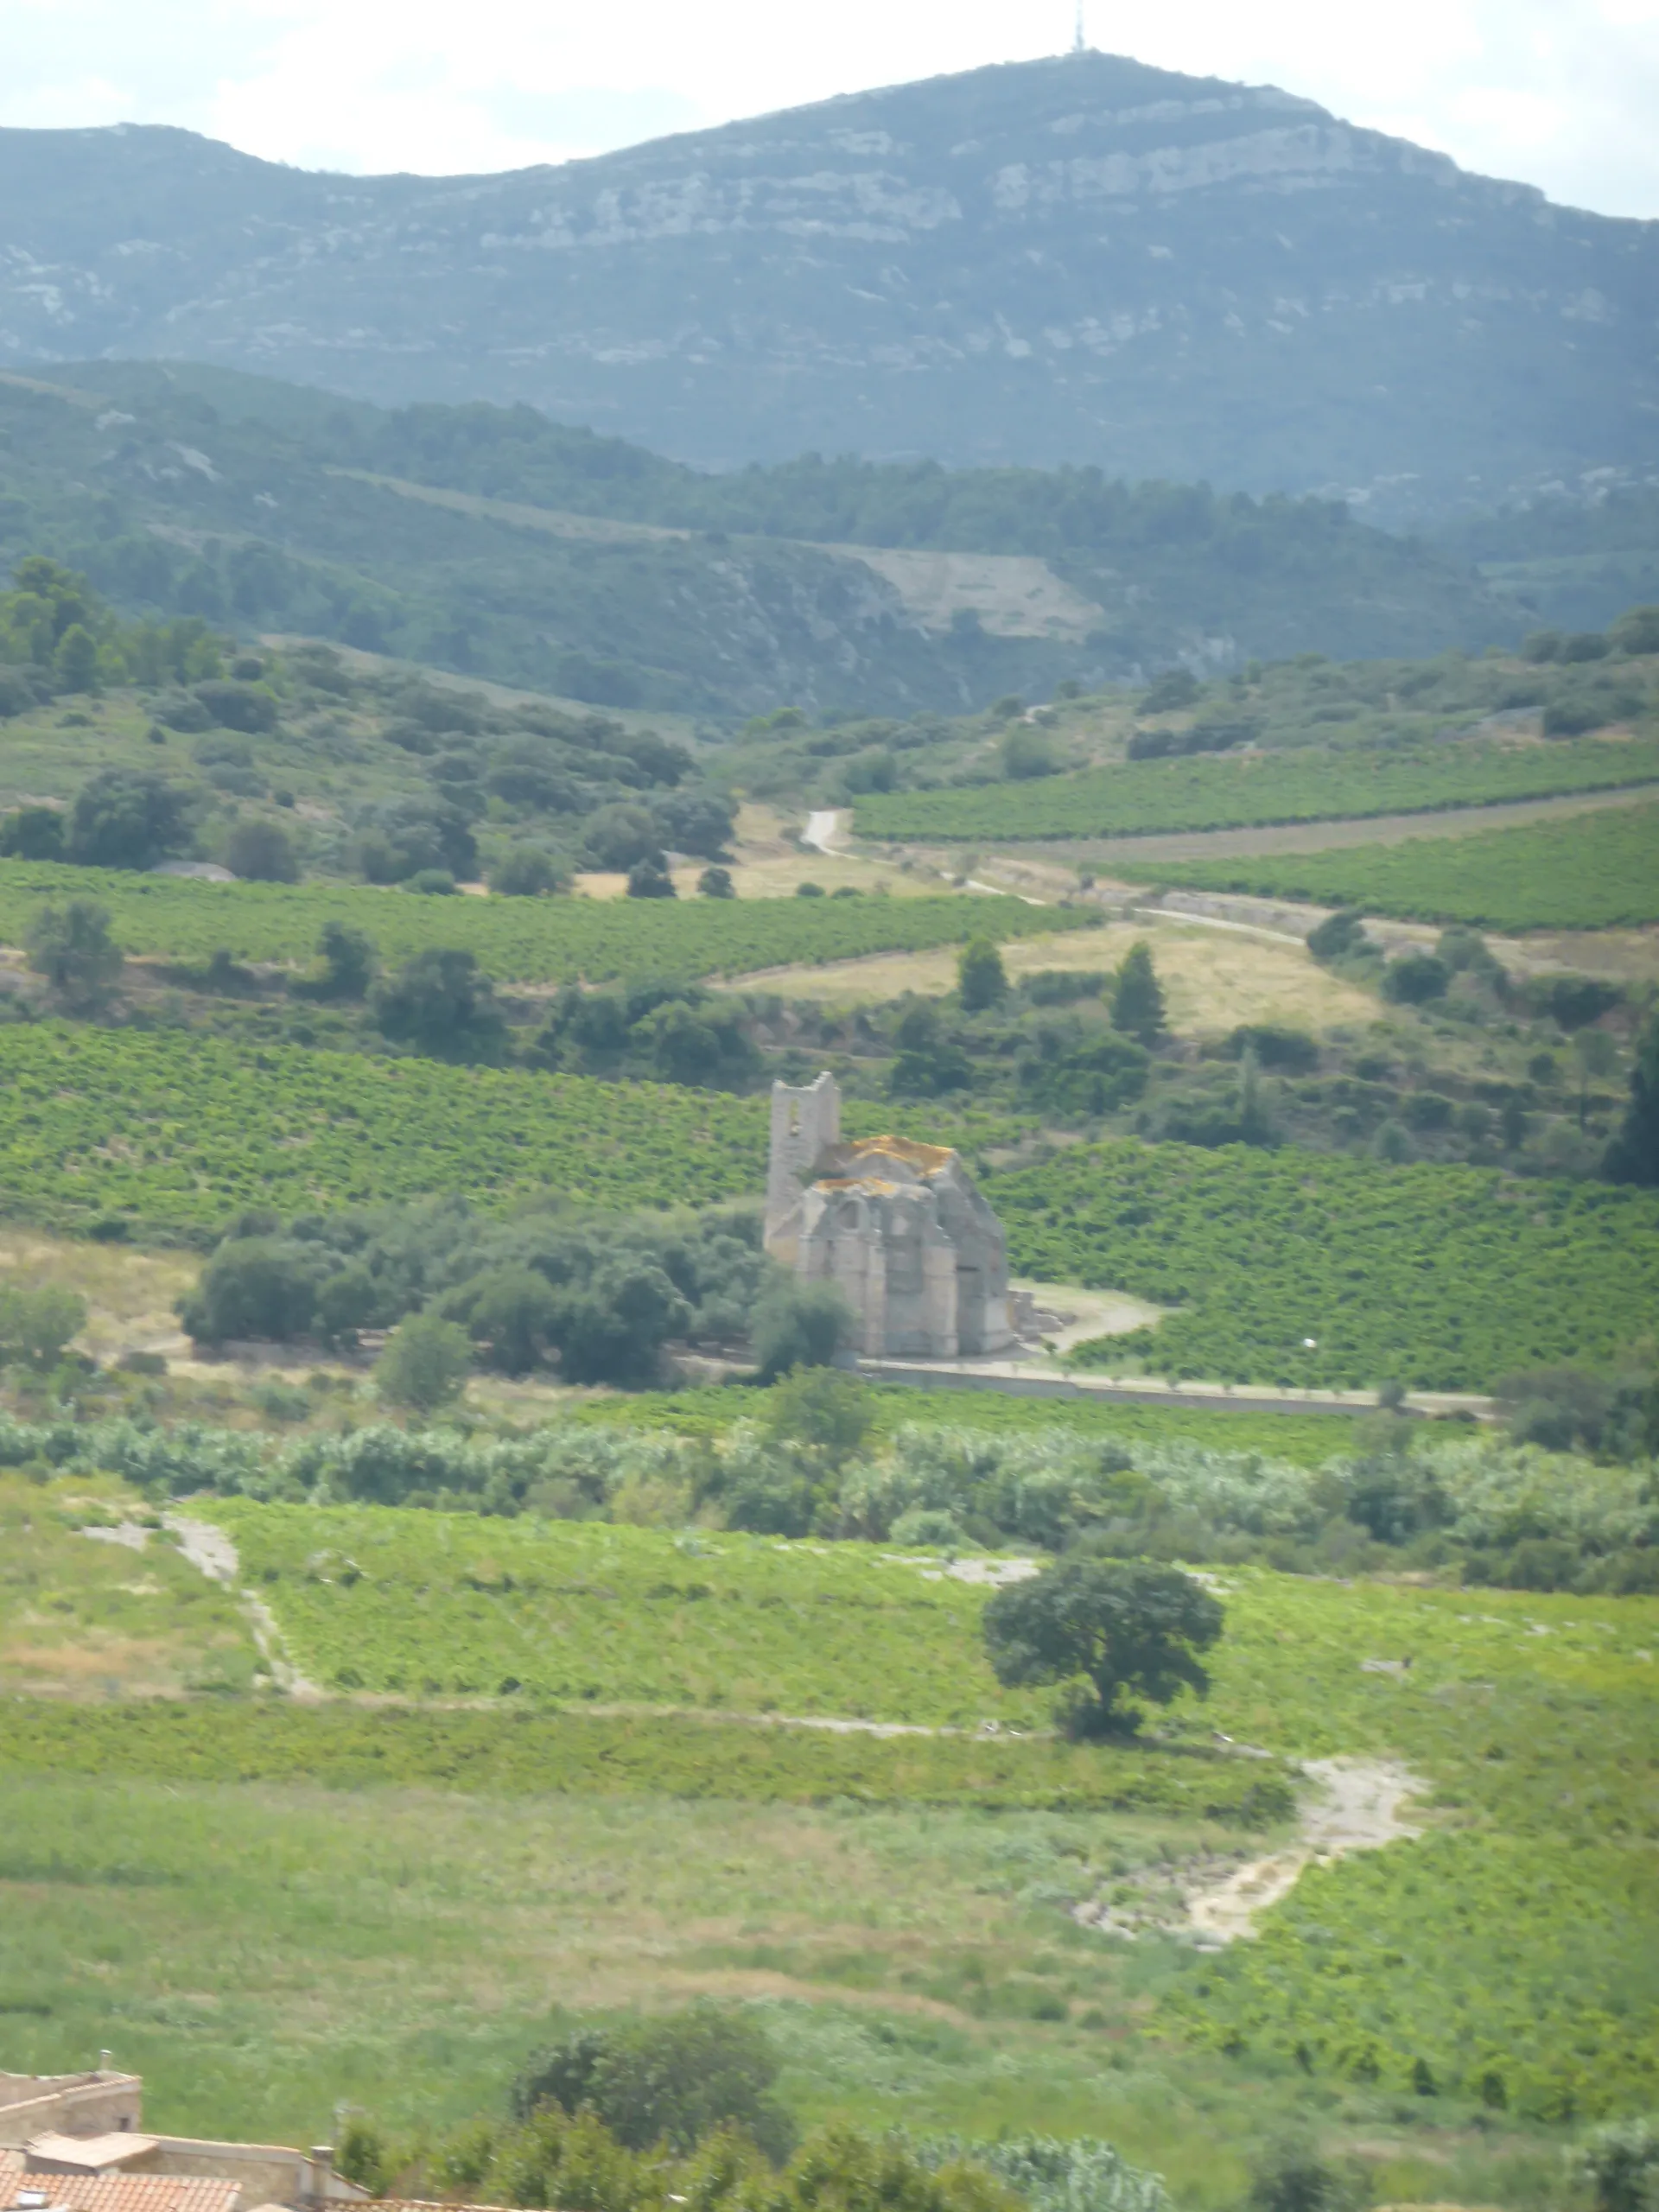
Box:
[1434, 488, 1659, 636]
[0, 361, 1520, 714]
[1, 54, 1656, 522]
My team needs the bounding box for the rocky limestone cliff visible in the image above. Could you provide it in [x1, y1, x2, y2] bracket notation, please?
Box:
[2, 52, 1656, 521]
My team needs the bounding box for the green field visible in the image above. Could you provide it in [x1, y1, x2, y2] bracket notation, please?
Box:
[3, 1023, 1653, 1389]
[207, 1500, 1048, 1721]
[985, 1141, 1659, 1390]
[570, 1384, 1354, 1468]
[0, 862, 1084, 983]
[0, 1024, 767, 1232]
[851, 738, 1659, 842]
[1159, 1571, 1659, 2124]
[1114, 798, 1659, 931]
[0, 1025, 1020, 1237]
[0, 1698, 1278, 1822]
[1, 1515, 1651, 2152]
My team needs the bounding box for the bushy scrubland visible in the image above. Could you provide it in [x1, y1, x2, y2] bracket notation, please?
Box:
[13, 1395, 1654, 1596]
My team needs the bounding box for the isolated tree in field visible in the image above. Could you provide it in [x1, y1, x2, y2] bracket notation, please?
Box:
[626, 856, 677, 899]
[375, 1312, 471, 1415]
[1383, 952, 1449, 1006]
[1305, 908, 1367, 963]
[957, 936, 1007, 1012]
[1001, 723, 1059, 780]
[1109, 941, 1166, 1045]
[698, 865, 736, 898]
[982, 1558, 1223, 1736]
[1604, 1019, 1659, 1185]
[226, 816, 299, 882]
[26, 899, 123, 1012]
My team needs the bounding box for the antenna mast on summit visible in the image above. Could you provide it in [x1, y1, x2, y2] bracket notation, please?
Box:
[1071, 1, 1087, 53]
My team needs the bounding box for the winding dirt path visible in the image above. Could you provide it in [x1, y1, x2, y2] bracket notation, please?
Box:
[165, 1513, 321, 1697]
[1185, 1757, 1422, 1945]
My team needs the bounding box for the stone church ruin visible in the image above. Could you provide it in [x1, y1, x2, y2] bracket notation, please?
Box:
[764, 1071, 1020, 1359]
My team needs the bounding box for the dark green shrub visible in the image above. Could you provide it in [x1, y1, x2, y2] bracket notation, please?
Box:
[752, 1281, 853, 1382]
[0, 805, 65, 860]
[226, 817, 299, 883]
[1383, 953, 1449, 1004]
[958, 937, 1007, 1012]
[180, 1237, 321, 1345]
[67, 770, 194, 869]
[1306, 908, 1368, 961]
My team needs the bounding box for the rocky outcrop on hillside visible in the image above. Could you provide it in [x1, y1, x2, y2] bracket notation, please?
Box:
[2, 53, 1656, 519]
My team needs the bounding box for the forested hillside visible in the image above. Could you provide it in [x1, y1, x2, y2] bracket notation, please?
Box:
[0, 363, 1520, 713]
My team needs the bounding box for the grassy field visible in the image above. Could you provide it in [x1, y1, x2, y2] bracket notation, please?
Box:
[0, 1474, 251, 1697]
[0, 1697, 1281, 1821]
[1113, 797, 1659, 931]
[0, 1520, 1651, 2174]
[0, 862, 1084, 984]
[207, 1500, 1051, 1721]
[0, 1766, 1289, 2191]
[851, 738, 1659, 843]
[724, 921, 1379, 1035]
[986, 1140, 1659, 1390]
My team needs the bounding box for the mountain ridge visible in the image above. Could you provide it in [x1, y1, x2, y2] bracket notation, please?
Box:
[3, 53, 1656, 522]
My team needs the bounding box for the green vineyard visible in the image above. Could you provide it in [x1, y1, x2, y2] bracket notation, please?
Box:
[984, 1141, 1659, 1390]
[0, 1023, 1026, 1239]
[851, 737, 1659, 842]
[3, 1023, 1654, 1388]
[1165, 1570, 1659, 2123]
[1116, 798, 1659, 930]
[0, 1023, 769, 1231]
[0, 862, 1084, 982]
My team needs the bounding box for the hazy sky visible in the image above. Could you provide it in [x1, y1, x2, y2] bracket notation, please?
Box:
[5, 0, 1658, 218]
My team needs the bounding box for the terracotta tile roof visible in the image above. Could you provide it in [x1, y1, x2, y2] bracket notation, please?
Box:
[0, 2152, 239, 2212]
[372, 2200, 507, 2212]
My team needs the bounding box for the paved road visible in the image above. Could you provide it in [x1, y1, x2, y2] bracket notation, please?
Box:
[859, 1357, 1495, 1421]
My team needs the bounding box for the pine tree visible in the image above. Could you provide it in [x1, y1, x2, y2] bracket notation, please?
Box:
[1110, 940, 1166, 1044]
[957, 936, 1007, 1011]
[1604, 1020, 1659, 1185]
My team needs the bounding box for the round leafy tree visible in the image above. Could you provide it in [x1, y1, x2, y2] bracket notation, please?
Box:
[982, 1558, 1223, 1736]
